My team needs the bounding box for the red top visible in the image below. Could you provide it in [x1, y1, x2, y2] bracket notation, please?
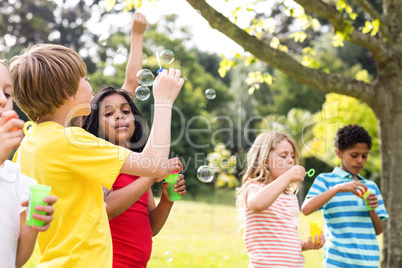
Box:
[109, 174, 152, 268]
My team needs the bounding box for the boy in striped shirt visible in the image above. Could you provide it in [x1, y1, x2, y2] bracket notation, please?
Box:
[302, 125, 388, 268]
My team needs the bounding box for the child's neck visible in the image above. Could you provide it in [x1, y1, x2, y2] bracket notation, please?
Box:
[340, 165, 359, 180]
[37, 104, 79, 127]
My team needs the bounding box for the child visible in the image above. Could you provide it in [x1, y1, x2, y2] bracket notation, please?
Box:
[236, 131, 324, 268]
[82, 85, 187, 267]
[9, 44, 184, 267]
[0, 60, 56, 268]
[302, 125, 389, 267]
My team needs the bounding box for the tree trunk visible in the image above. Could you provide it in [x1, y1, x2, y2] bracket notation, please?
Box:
[376, 80, 402, 267]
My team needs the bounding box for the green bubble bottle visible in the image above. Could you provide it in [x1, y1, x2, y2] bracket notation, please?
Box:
[165, 171, 182, 201]
[26, 184, 51, 226]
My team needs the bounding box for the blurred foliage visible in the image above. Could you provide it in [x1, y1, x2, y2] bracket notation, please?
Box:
[306, 93, 379, 182]
[207, 143, 238, 189]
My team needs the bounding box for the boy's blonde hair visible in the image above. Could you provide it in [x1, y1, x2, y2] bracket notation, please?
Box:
[9, 44, 87, 121]
[235, 131, 299, 224]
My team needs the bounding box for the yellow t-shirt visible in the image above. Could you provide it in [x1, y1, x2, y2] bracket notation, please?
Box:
[14, 122, 131, 268]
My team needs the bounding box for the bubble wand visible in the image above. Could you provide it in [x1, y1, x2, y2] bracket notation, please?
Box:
[156, 51, 165, 75]
[306, 168, 315, 177]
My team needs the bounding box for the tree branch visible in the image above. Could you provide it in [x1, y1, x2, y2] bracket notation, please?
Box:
[185, 0, 376, 105]
[293, 0, 388, 64]
[354, 0, 381, 20]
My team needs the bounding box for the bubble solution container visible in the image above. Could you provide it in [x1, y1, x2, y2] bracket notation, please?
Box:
[310, 221, 321, 243]
[165, 171, 182, 201]
[363, 189, 374, 211]
[26, 184, 51, 227]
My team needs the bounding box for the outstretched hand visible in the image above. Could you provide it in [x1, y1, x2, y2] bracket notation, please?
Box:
[131, 12, 147, 35]
[152, 68, 185, 105]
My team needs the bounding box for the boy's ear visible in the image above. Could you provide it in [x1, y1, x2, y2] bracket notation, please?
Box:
[335, 148, 341, 159]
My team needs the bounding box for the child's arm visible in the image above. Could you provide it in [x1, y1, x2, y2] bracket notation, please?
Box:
[121, 12, 147, 96]
[120, 70, 184, 178]
[0, 110, 24, 164]
[104, 176, 155, 220]
[302, 180, 367, 215]
[16, 196, 57, 268]
[366, 193, 383, 235]
[246, 165, 305, 212]
[105, 158, 183, 220]
[149, 174, 186, 236]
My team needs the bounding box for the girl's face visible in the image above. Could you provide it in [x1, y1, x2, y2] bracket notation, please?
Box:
[266, 139, 295, 181]
[336, 142, 369, 176]
[98, 94, 135, 148]
[0, 64, 14, 116]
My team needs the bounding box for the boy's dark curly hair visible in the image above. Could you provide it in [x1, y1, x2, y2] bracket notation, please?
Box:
[334, 125, 372, 151]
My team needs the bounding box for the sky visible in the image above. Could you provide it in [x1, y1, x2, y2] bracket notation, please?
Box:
[87, 0, 248, 57]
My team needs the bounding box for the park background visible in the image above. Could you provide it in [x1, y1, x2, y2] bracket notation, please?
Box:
[0, 0, 388, 267]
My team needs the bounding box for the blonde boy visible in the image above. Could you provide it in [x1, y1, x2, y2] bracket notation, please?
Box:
[10, 44, 183, 267]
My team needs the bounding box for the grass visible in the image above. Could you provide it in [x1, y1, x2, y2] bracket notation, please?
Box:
[23, 189, 383, 267]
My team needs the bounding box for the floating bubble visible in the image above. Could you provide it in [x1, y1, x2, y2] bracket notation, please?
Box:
[182, 76, 187, 81]
[98, 37, 107, 47]
[136, 69, 155, 86]
[135, 86, 150, 101]
[117, 47, 127, 57]
[164, 251, 173, 262]
[205, 88, 216, 100]
[142, 53, 148, 64]
[196, 9, 201, 15]
[159, 49, 175, 64]
[197, 165, 214, 183]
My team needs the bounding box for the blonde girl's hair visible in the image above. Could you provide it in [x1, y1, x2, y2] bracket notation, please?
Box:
[235, 131, 299, 227]
[9, 44, 87, 121]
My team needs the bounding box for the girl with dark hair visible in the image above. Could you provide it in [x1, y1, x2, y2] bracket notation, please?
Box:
[82, 85, 187, 267]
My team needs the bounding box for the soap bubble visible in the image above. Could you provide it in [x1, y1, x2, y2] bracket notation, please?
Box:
[196, 9, 201, 15]
[142, 53, 148, 64]
[182, 76, 187, 81]
[135, 86, 150, 101]
[117, 47, 127, 56]
[164, 251, 173, 262]
[136, 69, 155, 87]
[197, 165, 214, 183]
[205, 89, 216, 100]
[98, 37, 107, 47]
[159, 49, 175, 64]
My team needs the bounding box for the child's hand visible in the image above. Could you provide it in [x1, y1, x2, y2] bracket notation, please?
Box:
[155, 157, 184, 183]
[21, 195, 57, 232]
[335, 181, 367, 197]
[302, 231, 325, 250]
[0, 110, 25, 164]
[131, 12, 147, 35]
[365, 192, 379, 209]
[161, 174, 186, 201]
[284, 165, 306, 183]
[152, 68, 184, 105]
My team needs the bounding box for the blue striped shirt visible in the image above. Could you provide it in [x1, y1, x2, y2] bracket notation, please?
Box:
[305, 167, 388, 268]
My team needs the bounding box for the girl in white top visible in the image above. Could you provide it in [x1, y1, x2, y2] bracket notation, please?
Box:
[0, 60, 57, 268]
[236, 131, 325, 268]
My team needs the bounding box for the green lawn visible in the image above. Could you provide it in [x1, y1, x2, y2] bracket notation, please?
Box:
[23, 190, 383, 267]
